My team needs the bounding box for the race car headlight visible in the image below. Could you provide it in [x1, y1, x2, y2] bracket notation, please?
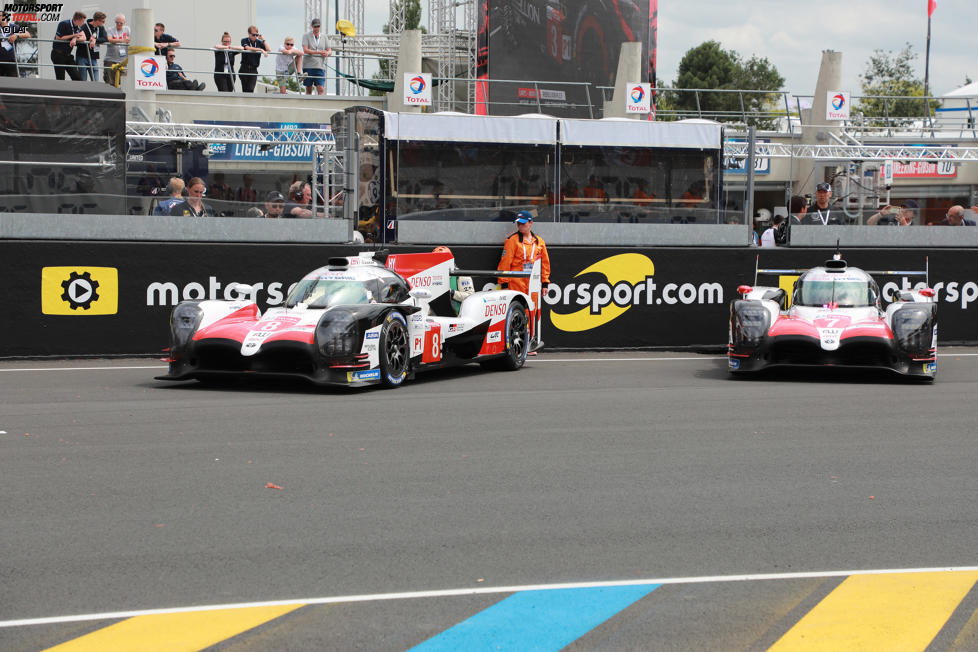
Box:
[170, 302, 203, 349]
[892, 307, 933, 353]
[732, 301, 770, 346]
[316, 310, 359, 358]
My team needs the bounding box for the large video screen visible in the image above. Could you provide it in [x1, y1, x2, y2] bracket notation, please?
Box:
[477, 0, 657, 118]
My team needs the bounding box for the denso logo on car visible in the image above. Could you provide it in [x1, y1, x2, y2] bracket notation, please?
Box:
[485, 303, 508, 318]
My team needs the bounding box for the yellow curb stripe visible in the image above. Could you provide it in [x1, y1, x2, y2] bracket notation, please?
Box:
[42, 603, 305, 652]
[769, 571, 978, 651]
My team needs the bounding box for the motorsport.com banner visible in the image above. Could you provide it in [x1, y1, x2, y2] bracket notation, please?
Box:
[4, 242, 978, 356]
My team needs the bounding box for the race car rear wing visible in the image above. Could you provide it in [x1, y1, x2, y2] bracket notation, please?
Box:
[754, 254, 929, 286]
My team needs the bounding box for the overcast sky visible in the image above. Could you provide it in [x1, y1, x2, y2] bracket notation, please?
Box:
[257, 0, 973, 96]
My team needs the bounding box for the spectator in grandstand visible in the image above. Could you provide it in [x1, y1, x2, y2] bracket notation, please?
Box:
[788, 194, 808, 223]
[560, 178, 580, 205]
[236, 174, 257, 203]
[284, 180, 314, 218]
[275, 37, 303, 94]
[153, 23, 179, 55]
[76, 12, 106, 82]
[213, 32, 242, 92]
[52, 12, 87, 81]
[866, 199, 918, 226]
[301, 18, 332, 95]
[760, 214, 784, 248]
[208, 173, 233, 202]
[153, 177, 186, 215]
[103, 14, 130, 86]
[582, 175, 608, 203]
[804, 181, 844, 224]
[263, 191, 286, 218]
[165, 49, 205, 91]
[938, 205, 977, 226]
[239, 25, 269, 93]
[497, 210, 551, 297]
[680, 181, 705, 208]
[632, 179, 655, 207]
[169, 177, 215, 217]
[0, 16, 29, 77]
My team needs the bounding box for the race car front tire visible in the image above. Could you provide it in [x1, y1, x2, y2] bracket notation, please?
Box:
[483, 302, 529, 371]
[379, 311, 410, 387]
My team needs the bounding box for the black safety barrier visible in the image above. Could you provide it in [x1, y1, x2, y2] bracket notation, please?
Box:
[4, 241, 978, 357]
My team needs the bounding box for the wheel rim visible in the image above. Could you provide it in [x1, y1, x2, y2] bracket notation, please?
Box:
[510, 309, 527, 359]
[386, 322, 408, 375]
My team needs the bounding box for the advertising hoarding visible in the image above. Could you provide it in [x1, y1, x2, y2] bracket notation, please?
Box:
[479, 0, 657, 118]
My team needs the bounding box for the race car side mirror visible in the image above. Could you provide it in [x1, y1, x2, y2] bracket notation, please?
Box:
[919, 288, 935, 298]
[737, 285, 753, 297]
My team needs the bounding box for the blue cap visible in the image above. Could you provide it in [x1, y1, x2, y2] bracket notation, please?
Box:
[514, 210, 533, 224]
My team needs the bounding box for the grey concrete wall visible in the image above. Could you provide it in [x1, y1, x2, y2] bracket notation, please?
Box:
[397, 221, 752, 247]
[0, 213, 352, 243]
[156, 91, 383, 125]
[789, 225, 978, 247]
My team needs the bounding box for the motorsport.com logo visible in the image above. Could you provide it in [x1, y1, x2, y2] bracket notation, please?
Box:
[2, 3, 64, 22]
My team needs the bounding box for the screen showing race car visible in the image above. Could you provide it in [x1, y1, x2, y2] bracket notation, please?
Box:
[477, 0, 657, 117]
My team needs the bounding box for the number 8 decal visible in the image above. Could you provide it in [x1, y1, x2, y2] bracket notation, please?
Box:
[431, 332, 440, 360]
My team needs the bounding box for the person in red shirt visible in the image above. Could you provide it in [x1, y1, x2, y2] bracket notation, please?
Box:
[497, 210, 550, 295]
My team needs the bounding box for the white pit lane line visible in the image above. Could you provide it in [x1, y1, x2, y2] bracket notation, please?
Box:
[3, 565, 978, 628]
[1, 352, 978, 372]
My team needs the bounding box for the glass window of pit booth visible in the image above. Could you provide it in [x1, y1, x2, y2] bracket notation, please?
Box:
[393, 141, 557, 222]
[558, 145, 720, 223]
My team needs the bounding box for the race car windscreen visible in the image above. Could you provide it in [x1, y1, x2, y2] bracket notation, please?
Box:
[285, 280, 373, 308]
[795, 280, 874, 308]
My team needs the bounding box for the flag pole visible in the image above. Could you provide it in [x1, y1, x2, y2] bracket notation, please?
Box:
[924, 10, 931, 100]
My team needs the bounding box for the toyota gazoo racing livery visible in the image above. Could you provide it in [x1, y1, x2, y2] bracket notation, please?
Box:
[158, 249, 543, 388]
[728, 254, 937, 380]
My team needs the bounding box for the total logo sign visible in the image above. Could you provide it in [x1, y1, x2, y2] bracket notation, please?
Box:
[403, 72, 432, 106]
[134, 55, 166, 90]
[544, 254, 724, 332]
[625, 82, 651, 114]
[826, 90, 850, 120]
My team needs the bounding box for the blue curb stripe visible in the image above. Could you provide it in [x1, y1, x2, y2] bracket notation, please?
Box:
[408, 584, 661, 651]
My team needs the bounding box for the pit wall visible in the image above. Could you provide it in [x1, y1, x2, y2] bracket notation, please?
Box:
[6, 242, 977, 357]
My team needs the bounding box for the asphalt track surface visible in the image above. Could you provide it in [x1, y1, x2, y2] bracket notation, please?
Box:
[3, 350, 978, 650]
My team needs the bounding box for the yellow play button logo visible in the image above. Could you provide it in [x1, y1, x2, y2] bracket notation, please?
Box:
[41, 267, 118, 315]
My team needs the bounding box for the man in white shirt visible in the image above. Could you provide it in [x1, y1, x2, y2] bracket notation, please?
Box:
[760, 214, 784, 247]
[301, 18, 331, 95]
[103, 14, 129, 85]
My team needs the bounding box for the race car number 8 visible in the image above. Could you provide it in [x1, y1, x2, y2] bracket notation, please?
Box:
[431, 333, 440, 359]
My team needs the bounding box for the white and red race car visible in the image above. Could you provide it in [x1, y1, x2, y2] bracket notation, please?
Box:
[728, 254, 937, 380]
[158, 249, 543, 388]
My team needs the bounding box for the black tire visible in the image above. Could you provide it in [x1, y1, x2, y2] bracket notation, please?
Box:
[379, 312, 410, 387]
[484, 303, 529, 371]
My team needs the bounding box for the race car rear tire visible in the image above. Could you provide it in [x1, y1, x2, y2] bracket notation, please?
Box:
[483, 302, 528, 371]
[379, 312, 410, 387]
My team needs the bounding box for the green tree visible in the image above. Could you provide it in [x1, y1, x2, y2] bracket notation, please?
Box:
[855, 43, 937, 124]
[370, 0, 426, 96]
[663, 40, 784, 126]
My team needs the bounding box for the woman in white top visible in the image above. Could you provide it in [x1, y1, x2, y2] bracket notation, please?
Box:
[275, 37, 303, 94]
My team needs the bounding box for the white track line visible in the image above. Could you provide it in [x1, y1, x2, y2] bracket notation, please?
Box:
[1, 352, 978, 373]
[3, 565, 978, 629]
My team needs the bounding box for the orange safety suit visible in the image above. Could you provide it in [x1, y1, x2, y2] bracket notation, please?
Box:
[497, 231, 551, 294]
